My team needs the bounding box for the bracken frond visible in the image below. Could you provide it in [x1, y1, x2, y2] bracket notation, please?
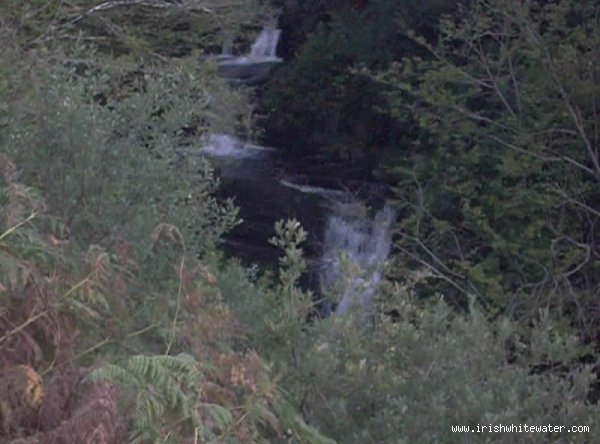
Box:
[89, 353, 205, 442]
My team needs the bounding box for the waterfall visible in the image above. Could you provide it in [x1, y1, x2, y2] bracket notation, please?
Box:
[249, 28, 281, 58]
[201, 134, 274, 158]
[320, 201, 396, 315]
[221, 35, 233, 56]
[205, 19, 394, 319]
[216, 22, 283, 83]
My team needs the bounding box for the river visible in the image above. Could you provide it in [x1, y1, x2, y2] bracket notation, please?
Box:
[200, 24, 396, 316]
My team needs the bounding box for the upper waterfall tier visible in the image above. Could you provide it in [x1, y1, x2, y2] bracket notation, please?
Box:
[249, 28, 281, 58]
[216, 25, 282, 83]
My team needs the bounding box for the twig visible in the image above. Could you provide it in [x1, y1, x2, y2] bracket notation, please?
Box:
[522, 19, 600, 179]
[69, 0, 212, 26]
[0, 212, 38, 242]
[394, 242, 472, 298]
[490, 135, 598, 178]
[550, 185, 600, 218]
[158, 224, 186, 356]
[475, 40, 516, 118]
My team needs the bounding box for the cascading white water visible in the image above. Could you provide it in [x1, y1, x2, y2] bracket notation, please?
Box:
[216, 23, 282, 82]
[278, 179, 346, 198]
[273, 180, 396, 316]
[202, 134, 274, 158]
[208, 20, 394, 317]
[249, 28, 281, 58]
[205, 25, 283, 156]
[320, 201, 396, 315]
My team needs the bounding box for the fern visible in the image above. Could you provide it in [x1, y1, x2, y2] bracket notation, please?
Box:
[203, 403, 233, 430]
[89, 353, 210, 443]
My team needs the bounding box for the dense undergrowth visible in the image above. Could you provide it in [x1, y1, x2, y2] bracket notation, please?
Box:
[2, 1, 600, 443]
[0, 157, 332, 443]
[0, 3, 330, 442]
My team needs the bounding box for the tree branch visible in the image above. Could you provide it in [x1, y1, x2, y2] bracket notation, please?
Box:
[66, 0, 216, 27]
[550, 185, 600, 218]
[522, 20, 600, 180]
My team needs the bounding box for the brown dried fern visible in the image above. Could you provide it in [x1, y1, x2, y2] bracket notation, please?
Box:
[9, 382, 125, 444]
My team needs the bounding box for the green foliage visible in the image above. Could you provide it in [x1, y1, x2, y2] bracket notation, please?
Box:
[90, 353, 206, 443]
[0, 44, 243, 250]
[0, 4, 335, 442]
[374, 0, 600, 325]
[0, 168, 334, 443]
[220, 232, 600, 443]
[0, 165, 125, 360]
[91, 350, 260, 443]
[265, 0, 457, 158]
[269, 218, 307, 288]
[266, 3, 389, 156]
[3, 1, 600, 443]
[0, 0, 270, 57]
[299, 295, 599, 443]
[216, 219, 317, 374]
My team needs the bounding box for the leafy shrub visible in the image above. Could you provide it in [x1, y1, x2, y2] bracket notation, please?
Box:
[0, 158, 333, 443]
[374, 0, 600, 329]
[217, 218, 599, 443]
[0, 45, 244, 251]
[0, 0, 269, 57]
[296, 297, 599, 443]
[265, 0, 458, 158]
[0, 11, 333, 441]
[0, 157, 126, 441]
